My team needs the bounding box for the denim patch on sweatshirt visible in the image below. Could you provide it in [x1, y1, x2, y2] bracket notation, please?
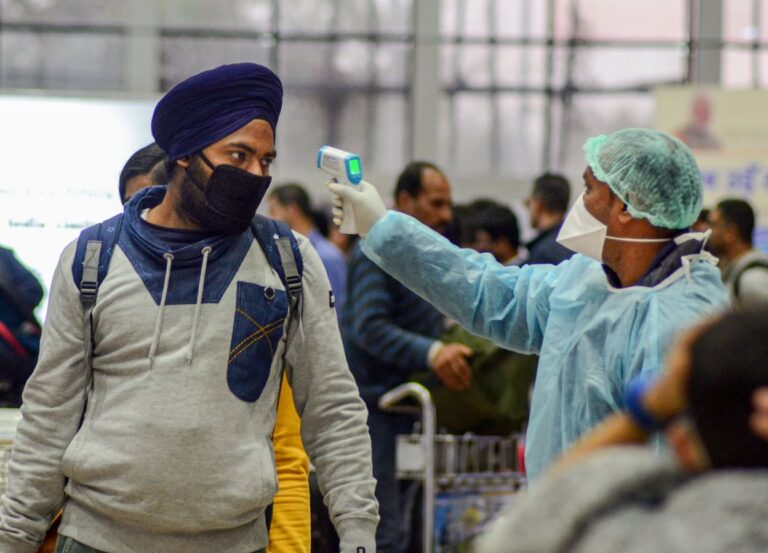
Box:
[228, 281, 287, 402]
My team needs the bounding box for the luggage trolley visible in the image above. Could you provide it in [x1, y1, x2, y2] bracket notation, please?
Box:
[379, 383, 526, 552]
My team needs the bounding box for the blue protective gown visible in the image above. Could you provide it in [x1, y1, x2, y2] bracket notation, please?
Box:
[362, 211, 729, 479]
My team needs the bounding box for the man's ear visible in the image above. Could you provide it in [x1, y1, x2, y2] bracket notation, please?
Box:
[176, 156, 190, 169]
[287, 203, 301, 219]
[617, 203, 634, 224]
[724, 224, 739, 244]
[396, 190, 415, 212]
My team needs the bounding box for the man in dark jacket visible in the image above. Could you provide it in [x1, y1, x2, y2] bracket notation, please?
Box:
[341, 161, 471, 553]
[707, 198, 768, 306]
[524, 173, 574, 265]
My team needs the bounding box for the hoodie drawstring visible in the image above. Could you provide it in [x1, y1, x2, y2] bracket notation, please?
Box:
[187, 246, 212, 363]
[148, 252, 174, 367]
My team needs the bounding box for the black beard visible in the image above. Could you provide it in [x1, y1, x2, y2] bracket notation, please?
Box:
[173, 155, 269, 236]
[176, 157, 210, 229]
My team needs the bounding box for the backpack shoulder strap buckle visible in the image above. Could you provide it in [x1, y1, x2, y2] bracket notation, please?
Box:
[80, 240, 102, 308]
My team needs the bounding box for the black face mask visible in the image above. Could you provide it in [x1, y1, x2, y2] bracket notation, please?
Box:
[178, 153, 271, 235]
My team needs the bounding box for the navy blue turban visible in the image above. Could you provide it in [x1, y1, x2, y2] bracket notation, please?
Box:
[151, 62, 283, 161]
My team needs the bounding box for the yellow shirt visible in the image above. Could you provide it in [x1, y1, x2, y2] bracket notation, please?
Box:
[268, 374, 310, 553]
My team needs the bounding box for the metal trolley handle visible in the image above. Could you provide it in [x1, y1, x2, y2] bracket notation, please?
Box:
[379, 383, 436, 553]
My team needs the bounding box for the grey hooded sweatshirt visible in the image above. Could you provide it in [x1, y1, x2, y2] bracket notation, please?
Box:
[0, 187, 378, 553]
[476, 447, 768, 553]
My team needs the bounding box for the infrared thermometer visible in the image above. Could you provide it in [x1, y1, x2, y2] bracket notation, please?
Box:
[317, 146, 363, 234]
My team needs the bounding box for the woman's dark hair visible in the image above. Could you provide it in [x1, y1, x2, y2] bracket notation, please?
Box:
[475, 205, 520, 250]
[532, 173, 570, 214]
[119, 142, 168, 204]
[688, 308, 768, 468]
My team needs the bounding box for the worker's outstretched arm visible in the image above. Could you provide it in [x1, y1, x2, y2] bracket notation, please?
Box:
[327, 179, 562, 353]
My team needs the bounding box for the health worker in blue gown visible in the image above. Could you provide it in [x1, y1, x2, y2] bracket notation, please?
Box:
[326, 128, 729, 479]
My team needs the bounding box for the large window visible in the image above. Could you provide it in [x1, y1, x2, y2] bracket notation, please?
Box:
[440, 0, 688, 181]
[1, 0, 767, 191]
[436, 0, 768, 183]
[0, 0, 414, 179]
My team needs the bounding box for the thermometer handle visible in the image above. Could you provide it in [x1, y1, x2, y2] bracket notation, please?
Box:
[340, 197, 358, 234]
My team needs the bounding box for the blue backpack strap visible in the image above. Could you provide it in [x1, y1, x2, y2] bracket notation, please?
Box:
[250, 214, 303, 409]
[72, 213, 124, 306]
[733, 258, 768, 301]
[71, 212, 123, 424]
[250, 214, 303, 310]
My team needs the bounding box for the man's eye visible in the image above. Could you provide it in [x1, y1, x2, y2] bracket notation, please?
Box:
[230, 151, 246, 162]
[262, 158, 274, 167]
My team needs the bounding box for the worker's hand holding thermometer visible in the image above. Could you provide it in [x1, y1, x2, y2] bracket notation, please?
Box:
[318, 146, 386, 236]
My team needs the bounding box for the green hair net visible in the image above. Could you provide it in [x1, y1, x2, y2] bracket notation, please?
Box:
[583, 128, 703, 229]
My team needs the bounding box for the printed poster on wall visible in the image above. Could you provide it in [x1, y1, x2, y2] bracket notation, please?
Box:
[655, 86, 768, 252]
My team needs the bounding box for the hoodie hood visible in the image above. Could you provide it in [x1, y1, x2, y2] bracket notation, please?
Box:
[119, 186, 253, 307]
[126, 186, 242, 269]
[119, 185, 255, 365]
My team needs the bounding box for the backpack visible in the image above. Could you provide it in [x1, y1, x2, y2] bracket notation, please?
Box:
[0, 249, 43, 406]
[52, 214, 303, 551]
[733, 258, 768, 302]
[71, 212, 303, 380]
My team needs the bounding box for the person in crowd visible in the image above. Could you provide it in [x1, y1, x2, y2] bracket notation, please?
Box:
[117, 141, 312, 553]
[691, 207, 710, 233]
[707, 198, 768, 306]
[524, 173, 574, 265]
[269, 183, 347, 312]
[409, 202, 537, 437]
[118, 142, 168, 204]
[328, 128, 728, 479]
[341, 161, 471, 553]
[306, 202, 359, 262]
[467, 203, 526, 266]
[0, 63, 378, 553]
[0, 246, 43, 407]
[328, 226, 358, 259]
[477, 308, 768, 553]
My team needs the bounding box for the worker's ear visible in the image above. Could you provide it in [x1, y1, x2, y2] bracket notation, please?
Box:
[617, 203, 634, 224]
[176, 156, 190, 169]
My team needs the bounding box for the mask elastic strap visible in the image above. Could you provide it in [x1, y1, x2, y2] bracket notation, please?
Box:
[184, 152, 215, 194]
[698, 228, 712, 249]
[198, 151, 217, 171]
[605, 236, 672, 243]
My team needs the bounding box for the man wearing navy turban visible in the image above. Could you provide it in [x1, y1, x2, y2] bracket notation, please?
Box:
[0, 63, 379, 553]
[149, 62, 284, 236]
[151, 62, 283, 163]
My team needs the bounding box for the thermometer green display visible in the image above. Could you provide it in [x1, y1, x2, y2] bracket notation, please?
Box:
[317, 145, 364, 233]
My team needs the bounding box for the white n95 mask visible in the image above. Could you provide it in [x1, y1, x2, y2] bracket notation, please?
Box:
[557, 192, 671, 262]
